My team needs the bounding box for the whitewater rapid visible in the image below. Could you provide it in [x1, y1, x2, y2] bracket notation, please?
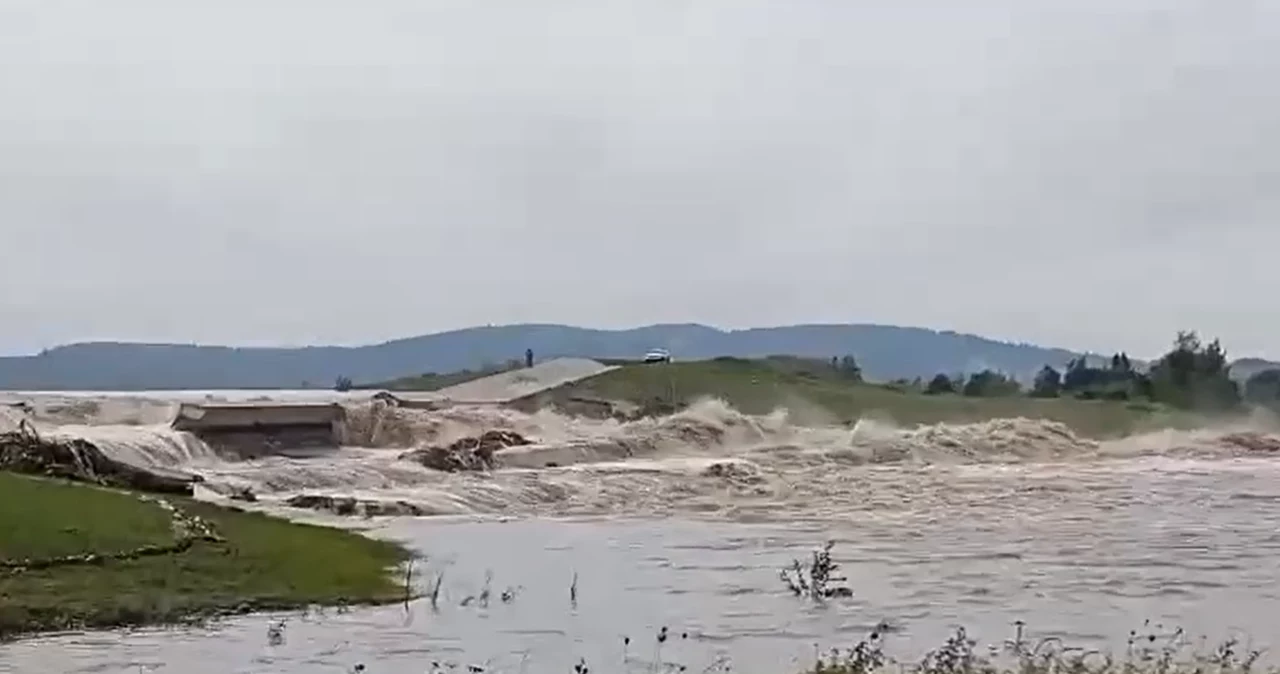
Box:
[5, 391, 1279, 521]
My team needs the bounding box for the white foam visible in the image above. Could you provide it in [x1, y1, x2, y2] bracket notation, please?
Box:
[6, 391, 1277, 519]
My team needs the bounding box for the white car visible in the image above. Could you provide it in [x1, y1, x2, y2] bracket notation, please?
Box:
[643, 348, 671, 363]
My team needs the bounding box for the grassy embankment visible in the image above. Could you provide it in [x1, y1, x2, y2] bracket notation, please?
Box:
[357, 365, 510, 392]
[0, 472, 411, 640]
[374, 356, 1191, 438]
[575, 358, 1197, 437]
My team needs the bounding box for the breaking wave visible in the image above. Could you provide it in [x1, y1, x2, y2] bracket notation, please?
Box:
[6, 393, 1280, 519]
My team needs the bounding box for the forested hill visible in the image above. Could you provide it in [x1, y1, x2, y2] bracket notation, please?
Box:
[0, 323, 1244, 391]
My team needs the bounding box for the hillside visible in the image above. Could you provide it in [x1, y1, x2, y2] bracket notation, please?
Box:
[0, 322, 1248, 391]
[1227, 357, 1280, 383]
[0, 323, 1085, 391]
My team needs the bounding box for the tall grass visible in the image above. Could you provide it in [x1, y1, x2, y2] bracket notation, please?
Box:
[809, 622, 1264, 674]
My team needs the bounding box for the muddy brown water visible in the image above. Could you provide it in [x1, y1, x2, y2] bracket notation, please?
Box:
[3, 456, 1279, 674]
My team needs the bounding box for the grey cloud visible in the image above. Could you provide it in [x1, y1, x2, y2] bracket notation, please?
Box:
[1, 0, 1277, 358]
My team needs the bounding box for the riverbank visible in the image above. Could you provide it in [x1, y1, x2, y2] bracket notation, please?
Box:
[0, 472, 412, 640]
[374, 357, 1198, 438]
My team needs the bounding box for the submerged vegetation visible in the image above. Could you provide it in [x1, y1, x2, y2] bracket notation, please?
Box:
[14, 536, 1261, 674]
[804, 623, 1268, 674]
[780, 540, 853, 599]
[0, 473, 410, 640]
[768, 546, 1272, 674]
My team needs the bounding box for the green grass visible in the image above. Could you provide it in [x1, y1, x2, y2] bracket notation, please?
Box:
[0, 474, 176, 561]
[561, 357, 1190, 438]
[363, 365, 513, 391]
[0, 473, 412, 639]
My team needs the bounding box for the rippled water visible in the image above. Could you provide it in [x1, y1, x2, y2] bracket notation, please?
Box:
[5, 456, 1280, 674]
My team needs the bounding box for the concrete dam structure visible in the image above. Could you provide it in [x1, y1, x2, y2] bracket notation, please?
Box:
[171, 401, 345, 457]
[161, 358, 620, 455]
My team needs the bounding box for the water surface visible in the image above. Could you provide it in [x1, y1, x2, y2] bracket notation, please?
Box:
[4, 457, 1278, 674]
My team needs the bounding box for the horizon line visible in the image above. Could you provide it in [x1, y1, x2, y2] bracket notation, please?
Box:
[0, 320, 1165, 361]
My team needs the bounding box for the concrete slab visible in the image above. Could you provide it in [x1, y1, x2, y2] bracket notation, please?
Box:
[171, 402, 345, 431]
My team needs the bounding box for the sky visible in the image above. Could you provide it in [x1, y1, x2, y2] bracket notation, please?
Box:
[2, 0, 1278, 360]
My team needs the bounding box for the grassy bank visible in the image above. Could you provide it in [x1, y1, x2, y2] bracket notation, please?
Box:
[560, 358, 1193, 438]
[363, 364, 511, 392]
[0, 473, 411, 639]
[367, 356, 1203, 438]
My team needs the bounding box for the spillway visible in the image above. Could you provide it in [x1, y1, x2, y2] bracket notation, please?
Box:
[170, 401, 345, 458]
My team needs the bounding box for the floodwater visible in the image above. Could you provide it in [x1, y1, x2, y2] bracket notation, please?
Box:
[2, 394, 1279, 673]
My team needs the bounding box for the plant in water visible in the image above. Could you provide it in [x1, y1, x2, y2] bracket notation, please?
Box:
[265, 619, 286, 647]
[809, 620, 1269, 674]
[427, 566, 446, 612]
[780, 540, 852, 600]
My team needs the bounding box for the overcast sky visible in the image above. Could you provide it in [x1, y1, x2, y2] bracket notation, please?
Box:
[1, 0, 1277, 359]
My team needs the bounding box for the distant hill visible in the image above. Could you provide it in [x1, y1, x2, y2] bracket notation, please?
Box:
[0, 322, 1225, 391]
[1228, 357, 1280, 382]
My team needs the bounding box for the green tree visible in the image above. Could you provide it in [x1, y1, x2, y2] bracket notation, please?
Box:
[333, 376, 353, 392]
[1030, 365, 1062, 398]
[837, 355, 862, 382]
[1147, 330, 1240, 410]
[962, 369, 1020, 397]
[1060, 352, 1144, 400]
[1061, 357, 1095, 392]
[924, 373, 956, 395]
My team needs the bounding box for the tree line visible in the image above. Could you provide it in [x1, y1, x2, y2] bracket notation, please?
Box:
[890, 330, 1279, 412]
